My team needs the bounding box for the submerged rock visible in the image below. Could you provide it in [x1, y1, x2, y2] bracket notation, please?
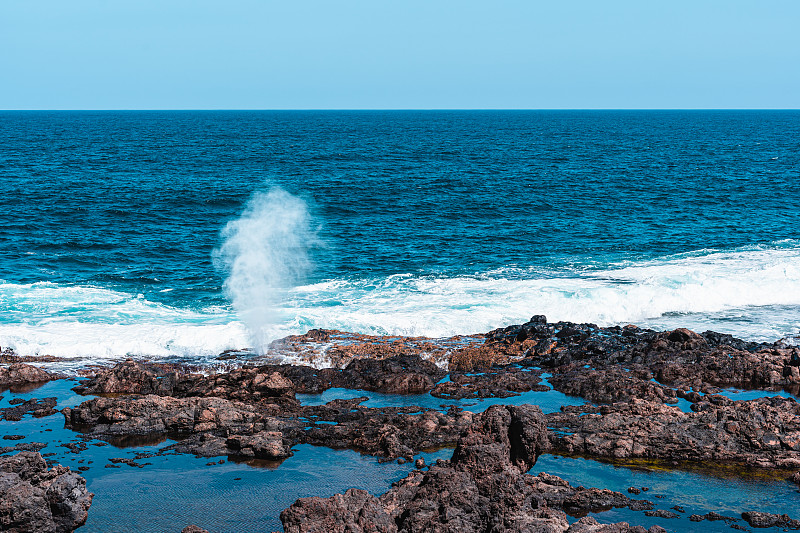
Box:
[0, 451, 93, 533]
[0, 397, 57, 421]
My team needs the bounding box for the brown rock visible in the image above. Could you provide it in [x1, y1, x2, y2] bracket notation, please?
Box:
[0, 363, 55, 387]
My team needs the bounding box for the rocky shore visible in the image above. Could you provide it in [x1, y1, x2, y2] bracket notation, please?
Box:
[2, 316, 800, 531]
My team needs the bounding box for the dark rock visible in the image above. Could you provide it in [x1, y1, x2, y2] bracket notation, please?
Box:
[548, 396, 800, 469]
[432, 368, 548, 399]
[741, 511, 800, 529]
[567, 517, 665, 532]
[1, 397, 57, 421]
[225, 432, 292, 460]
[282, 405, 654, 532]
[76, 354, 445, 399]
[0, 441, 47, 455]
[0, 451, 92, 532]
[644, 509, 679, 518]
[548, 366, 676, 404]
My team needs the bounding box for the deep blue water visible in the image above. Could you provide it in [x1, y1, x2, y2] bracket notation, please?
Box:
[1, 111, 799, 361]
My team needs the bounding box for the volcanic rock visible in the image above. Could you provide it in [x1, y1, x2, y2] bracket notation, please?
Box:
[282, 405, 655, 532]
[1, 397, 58, 421]
[741, 511, 800, 529]
[548, 396, 800, 468]
[0, 363, 55, 388]
[0, 451, 93, 533]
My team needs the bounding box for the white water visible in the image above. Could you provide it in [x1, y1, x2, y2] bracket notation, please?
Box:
[1, 243, 799, 361]
[212, 187, 317, 353]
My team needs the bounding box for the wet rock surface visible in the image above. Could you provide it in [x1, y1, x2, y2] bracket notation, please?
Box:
[0, 363, 57, 389]
[431, 367, 549, 399]
[75, 353, 445, 398]
[547, 395, 800, 468]
[281, 405, 658, 532]
[63, 392, 474, 462]
[0, 451, 93, 533]
[742, 511, 800, 529]
[499, 319, 800, 394]
[1, 397, 58, 421]
[25, 317, 800, 531]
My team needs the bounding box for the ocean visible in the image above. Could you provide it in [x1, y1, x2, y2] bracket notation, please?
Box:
[1, 110, 799, 365]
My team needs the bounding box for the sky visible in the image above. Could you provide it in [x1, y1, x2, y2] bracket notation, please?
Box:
[1, 0, 798, 110]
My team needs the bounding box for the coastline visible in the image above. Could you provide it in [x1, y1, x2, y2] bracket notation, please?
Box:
[3, 317, 800, 532]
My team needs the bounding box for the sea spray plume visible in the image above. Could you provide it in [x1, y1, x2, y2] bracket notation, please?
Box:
[213, 187, 316, 352]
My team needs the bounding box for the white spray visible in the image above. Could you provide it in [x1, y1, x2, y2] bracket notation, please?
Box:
[213, 187, 316, 352]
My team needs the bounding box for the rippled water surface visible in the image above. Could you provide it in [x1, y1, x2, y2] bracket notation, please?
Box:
[1, 111, 799, 361]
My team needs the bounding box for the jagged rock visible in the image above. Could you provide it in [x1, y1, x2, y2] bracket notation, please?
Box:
[282, 405, 654, 532]
[741, 511, 800, 528]
[0, 441, 47, 455]
[548, 396, 800, 468]
[225, 431, 292, 460]
[0, 452, 92, 533]
[63, 392, 473, 461]
[432, 368, 548, 399]
[75, 354, 444, 399]
[547, 367, 677, 404]
[0, 363, 55, 387]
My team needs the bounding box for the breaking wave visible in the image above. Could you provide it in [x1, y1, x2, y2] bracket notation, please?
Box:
[1, 242, 799, 361]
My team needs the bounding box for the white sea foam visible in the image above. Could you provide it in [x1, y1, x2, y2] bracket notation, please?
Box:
[278, 244, 800, 342]
[1, 243, 799, 362]
[212, 187, 317, 353]
[0, 281, 248, 361]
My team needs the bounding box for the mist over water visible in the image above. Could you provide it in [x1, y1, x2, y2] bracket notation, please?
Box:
[213, 187, 317, 352]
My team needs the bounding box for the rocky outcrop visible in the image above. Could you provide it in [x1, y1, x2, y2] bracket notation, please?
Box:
[63, 395, 264, 438]
[431, 368, 549, 399]
[488, 317, 800, 393]
[62, 393, 474, 461]
[0, 452, 92, 533]
[566, 518, 666, 532]
[62, 394, 295, 459]
[0, 363, 56, 388]
[547, 367, 679, 405]
[281, 405, 657, 533]
[741, 511, 800, 529]
[180, 526, 209, 533]
[75, 354, 445, 399]
[548, 396, 800, 469]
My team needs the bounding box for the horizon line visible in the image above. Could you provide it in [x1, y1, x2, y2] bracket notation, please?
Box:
[2, 107, 800, 112]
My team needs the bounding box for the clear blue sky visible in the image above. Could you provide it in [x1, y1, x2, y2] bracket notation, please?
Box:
[2, 0, 798, 109]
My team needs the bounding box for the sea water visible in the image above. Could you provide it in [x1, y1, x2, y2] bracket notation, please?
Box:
[2, 112, 800, 532]
[2, 110, 798, 363]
